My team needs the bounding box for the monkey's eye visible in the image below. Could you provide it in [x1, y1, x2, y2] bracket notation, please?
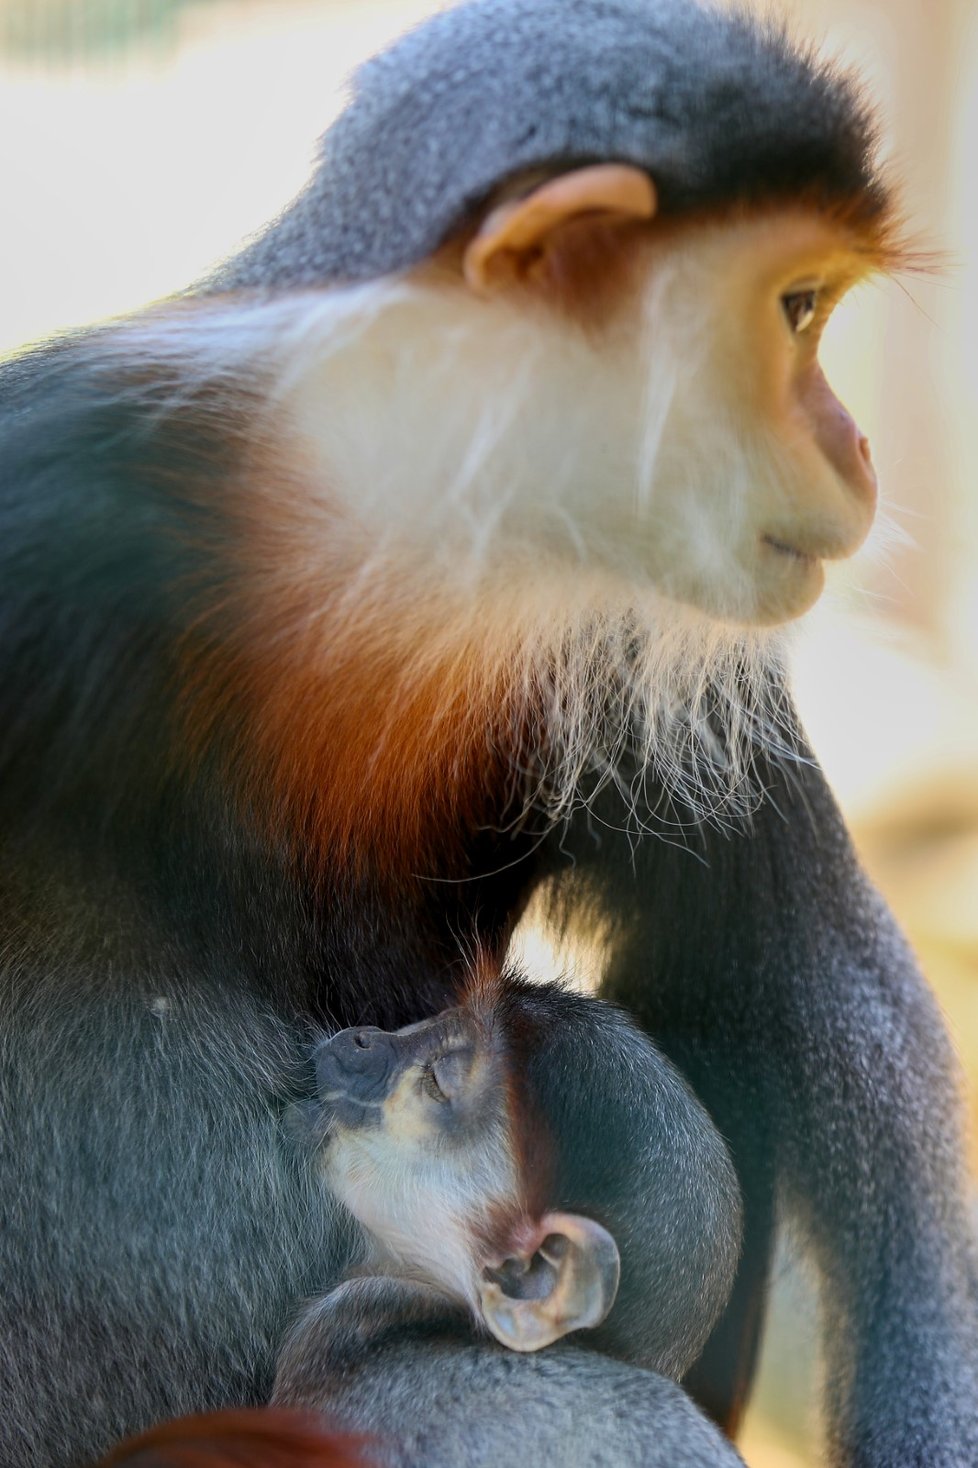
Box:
[782, 289, 818, 334]
[422, 1047, 473, 1104]
[422, 1064, 448, 1103]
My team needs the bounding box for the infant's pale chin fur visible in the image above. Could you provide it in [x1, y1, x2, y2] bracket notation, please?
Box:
[326, 1114, 517, 1316]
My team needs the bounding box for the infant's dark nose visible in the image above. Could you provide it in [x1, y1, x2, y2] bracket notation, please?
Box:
[315, 1026, 395, 1103]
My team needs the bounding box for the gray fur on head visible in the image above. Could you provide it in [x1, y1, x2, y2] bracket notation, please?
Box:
[220, 0, 888, 290]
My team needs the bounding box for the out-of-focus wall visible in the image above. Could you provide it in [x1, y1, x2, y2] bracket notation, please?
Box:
[1, 3, 975, 1465]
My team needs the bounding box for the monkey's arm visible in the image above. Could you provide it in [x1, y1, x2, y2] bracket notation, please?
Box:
[549, 743, 978, 1467]
[273, 1278, 746, 1468]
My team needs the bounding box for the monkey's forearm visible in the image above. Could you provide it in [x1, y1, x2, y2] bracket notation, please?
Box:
[553, 752, 978, 1464]
[776, 896, 978, 1468]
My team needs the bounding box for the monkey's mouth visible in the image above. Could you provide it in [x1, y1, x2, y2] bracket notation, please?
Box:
[316, 1091, 379, 1131]
[761, 534, 817, 566]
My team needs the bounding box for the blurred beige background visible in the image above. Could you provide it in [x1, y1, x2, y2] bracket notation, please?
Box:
[0, 2, 975, 1463]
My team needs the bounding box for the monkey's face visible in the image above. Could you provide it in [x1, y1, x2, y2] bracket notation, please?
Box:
[646, 209, 878, 626]
[313, 1009, 517, 1303]
[312, 1002, 621, 1351]
[453, 202, 879, 628]
[280, 179, 882, 630]
[314, 1011, 493, 1139]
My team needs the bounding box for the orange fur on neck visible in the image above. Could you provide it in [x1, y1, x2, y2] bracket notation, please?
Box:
[177, 456, 529, 889]
[238, 616, 518, 885]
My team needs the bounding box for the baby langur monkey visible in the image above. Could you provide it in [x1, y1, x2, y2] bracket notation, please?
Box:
[307, 978, 620, 1354]
[274, 970, 743, 1420]
[100, 971, 744, 1468]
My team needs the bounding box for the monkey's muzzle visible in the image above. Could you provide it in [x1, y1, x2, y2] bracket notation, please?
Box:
[314, 1026, 395, 1126]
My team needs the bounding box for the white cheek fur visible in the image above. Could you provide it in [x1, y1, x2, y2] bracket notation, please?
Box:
[268, 275, 797, 821]
[278, 273, 768, 606]
[113, 273, 807, 825]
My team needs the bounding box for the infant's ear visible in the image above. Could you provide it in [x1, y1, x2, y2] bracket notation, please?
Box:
[477, 1211, 620, 1353]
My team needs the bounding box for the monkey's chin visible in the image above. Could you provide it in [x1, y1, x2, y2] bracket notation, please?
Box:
[652, 550, 825, 630]
[746, 542, 826, 626]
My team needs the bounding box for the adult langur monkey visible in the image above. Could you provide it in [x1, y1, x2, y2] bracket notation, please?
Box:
[0, 0, 975, 1464]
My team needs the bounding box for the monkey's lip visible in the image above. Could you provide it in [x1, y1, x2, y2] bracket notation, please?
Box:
[761, 534, 819, 565]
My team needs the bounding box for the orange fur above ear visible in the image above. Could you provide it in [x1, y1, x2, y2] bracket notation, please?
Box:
[98, 1407, 370, 1467]
[463, 163, 657, 293]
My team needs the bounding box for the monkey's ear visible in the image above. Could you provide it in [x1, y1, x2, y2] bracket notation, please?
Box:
[463, 164, 657, 295]
[477, 1211, 620, 1352]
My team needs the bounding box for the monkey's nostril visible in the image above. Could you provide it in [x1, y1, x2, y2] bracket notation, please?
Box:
[353, 1032, 372, 1049]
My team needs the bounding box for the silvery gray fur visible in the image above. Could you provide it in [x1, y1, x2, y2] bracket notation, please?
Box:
[274, 1279, 747, 1467]
[221, 0, 885, 289]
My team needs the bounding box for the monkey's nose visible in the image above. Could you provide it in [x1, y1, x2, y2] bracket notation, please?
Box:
[320, 1025, 388, 1064]
[314, 1026, 395, 1102]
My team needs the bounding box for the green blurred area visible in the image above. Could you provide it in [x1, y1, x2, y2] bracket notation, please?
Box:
[0, 0, 218, 61]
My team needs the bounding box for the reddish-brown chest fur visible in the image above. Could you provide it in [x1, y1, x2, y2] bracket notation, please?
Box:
[178, 473, 536, 899]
